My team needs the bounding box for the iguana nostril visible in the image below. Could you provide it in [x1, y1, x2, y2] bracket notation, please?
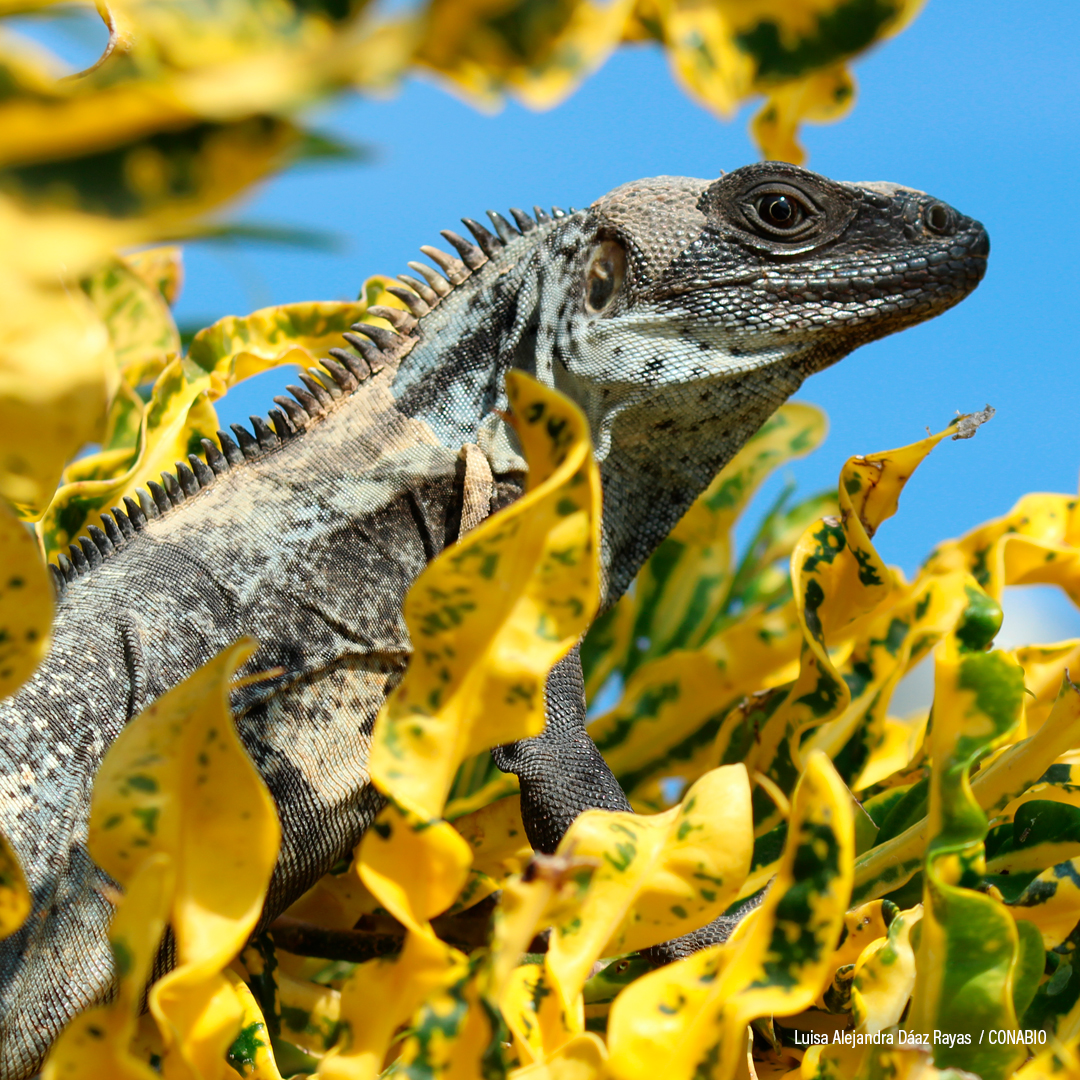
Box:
[924, 202, 955, 235]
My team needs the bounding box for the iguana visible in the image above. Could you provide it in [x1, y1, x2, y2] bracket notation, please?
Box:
[0, 162, 988, 1078]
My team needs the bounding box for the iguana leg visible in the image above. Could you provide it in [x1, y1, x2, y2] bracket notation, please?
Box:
[490, 645, 630, 855]
[491, 645, 762, 959]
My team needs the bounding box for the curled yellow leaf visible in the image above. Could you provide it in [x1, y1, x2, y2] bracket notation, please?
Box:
[606, 752, 854, 1080]
[42, 854, 173, 1080]
[87, 637, 281, 1078]
[851, 904, 922, 1033]
[546, 764, 753, 1010]
[366, 370, 601, 820]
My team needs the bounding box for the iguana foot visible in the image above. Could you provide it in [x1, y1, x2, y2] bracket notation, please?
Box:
[493, 646, 763, 962]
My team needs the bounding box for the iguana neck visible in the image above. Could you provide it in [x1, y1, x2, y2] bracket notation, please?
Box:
[389, 230, 802, 610]
[389, 219, 548, 456]
[585, 364, 807, 604]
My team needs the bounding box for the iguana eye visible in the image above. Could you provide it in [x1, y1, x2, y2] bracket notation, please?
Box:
[584, 240, 626, 314]
[742, 184, 820, 241]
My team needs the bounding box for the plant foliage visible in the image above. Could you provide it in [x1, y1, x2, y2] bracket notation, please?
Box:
[7, 371, 1080, 1079]
[6, 3, 1079, 1080]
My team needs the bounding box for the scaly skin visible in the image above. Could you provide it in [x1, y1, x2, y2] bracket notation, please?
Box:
[0, 163, 987, 1078]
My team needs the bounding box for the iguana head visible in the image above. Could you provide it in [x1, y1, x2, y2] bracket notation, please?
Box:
[536, 161, 988, 457]
[515, 163, 986, 596]
[388, 161, 988, 599]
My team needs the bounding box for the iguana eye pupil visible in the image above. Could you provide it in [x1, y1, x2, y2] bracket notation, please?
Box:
[584, 239, 627, 314]
[758, 193, 800, 227]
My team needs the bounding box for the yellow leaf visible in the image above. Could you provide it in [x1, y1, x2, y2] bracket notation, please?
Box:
[746, 422, 964, 830]
[366, 370, 601, 820]
[350, 802, 472, 1074]
[802, 1043, 960, 1080]
[36, 355, 212, 555]
[0, 47, 187, 174]
[0, 275, 113, 517]
[605, 943, 734, 1080]
[800, 425, 953, 645]
[124, 245, 185, 306]
[87, 638, 281, 1079]
[1011, 640, 1080, 737]
[0, 113, 301, 246]
[1016, 1043, 1080, 1080]
[802, 569, 973, 774]
[444, 767, 521, 820]
[348, 375, 603, 1077]
[657, 0, 752, 117]
[282, 862, 383, 933]
[850, 905, 922, 1033]
[275, 967, 341, 1056]
[972, 673, 1080, 819]
[492, 858, 600, 1065]
[653, 0, 923, 159]
[222, 969, 284, 1080]
[317, 933, 463, 1080]
[490, 853, 597, 1003]
[503, 961, 579, 1067]
[588, 600, 803, 797]
[41, 853, 173, 1080]
[546, 764, 753, 1011]
[907, 637, 1027, 1079]
[853, 674, 1080, 906]
[606, 752, 854, 1080]
[83, 255, 180, 387]
[359, 803, 472, 934]
[37, 284, 391, 557]
[416, 0, 635, 111]
[0, 495, 52, 697]
[751, 64, 854, 166]
[854, 713, 928, 792]
[998, 758, 1080, 820]
[926, 491, 1080, 603]
[186, 296, 390, 391]
[449, 794, 534, 913]
[1007, 860, 1080, 950]
[509, 1031, 607, 1080]
[818, 899, 891, 999]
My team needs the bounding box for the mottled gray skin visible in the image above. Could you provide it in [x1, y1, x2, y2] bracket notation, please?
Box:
[0, 163, 988, 1078]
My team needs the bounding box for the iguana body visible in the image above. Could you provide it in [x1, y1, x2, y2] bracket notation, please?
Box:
[0, 163, 988, 1078]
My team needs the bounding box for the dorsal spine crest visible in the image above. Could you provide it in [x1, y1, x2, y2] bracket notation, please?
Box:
[50, 203, 566, 594]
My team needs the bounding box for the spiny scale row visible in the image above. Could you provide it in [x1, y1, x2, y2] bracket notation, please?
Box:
[339, 205, 570, 371]
[50, 204, 572, 596]
[47, 353, 377, 596]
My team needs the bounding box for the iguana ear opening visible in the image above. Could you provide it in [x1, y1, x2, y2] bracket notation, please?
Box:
[584, 240, 627, 314]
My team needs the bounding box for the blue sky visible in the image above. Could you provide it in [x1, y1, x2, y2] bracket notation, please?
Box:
[19, 2, 1080, 640]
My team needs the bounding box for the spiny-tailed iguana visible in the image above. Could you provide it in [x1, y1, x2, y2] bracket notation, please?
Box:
[0, 162, 988, 1078]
